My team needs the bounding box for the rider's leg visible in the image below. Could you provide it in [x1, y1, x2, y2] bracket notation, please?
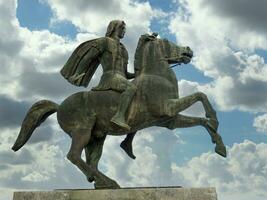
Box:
[111, 84, 137, 130]
[120, 132, 137, 159]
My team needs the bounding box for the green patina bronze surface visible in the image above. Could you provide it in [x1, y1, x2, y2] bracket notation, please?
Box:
[12, 20, 226, 189]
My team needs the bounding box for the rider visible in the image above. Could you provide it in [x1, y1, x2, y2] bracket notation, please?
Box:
[92, 20, 137, 130]
[61, 20, 136, 130]
[61, 20, 137, 158]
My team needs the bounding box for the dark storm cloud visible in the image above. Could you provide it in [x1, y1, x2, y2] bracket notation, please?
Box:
[230, 78, 267, 110]
[17, 66, 86, 100]
[0, 39, 24, 57]
[0, 95, 30, 128]
[0, 172, 32, 189]
[0, 164, 9, 170]
[0, 95, 53, 143]
[0, 148, 33, 165]
[201, 0, 267, 33]
[27, 121, 54, 144]
[47, 0, 122, 14]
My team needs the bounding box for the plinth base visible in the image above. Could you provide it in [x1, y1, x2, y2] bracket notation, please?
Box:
[13, 187, 217, 200]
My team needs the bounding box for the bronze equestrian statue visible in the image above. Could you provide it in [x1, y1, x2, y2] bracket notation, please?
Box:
[12, 20, 226, 189]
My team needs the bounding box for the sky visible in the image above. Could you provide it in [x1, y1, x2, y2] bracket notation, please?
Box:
[0, 0, 267, 199]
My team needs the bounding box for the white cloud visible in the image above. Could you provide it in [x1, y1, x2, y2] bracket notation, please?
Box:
[178, 79, 206, 117]
[44, 0, 168, 71]
[172, 0, 267, 51]
[45, 0, 154, 33]
[169, 0, 267, 114]
[172, 140, 267, 200]
[100, 127, 183, 187]
[254, 114, 267, 134]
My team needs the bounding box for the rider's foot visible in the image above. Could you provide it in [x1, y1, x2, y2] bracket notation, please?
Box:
[120, 140, 136, 159]
[111, 115, 131, 130]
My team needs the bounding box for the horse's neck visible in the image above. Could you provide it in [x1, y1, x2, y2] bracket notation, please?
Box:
[134, 39, 177, 84]
[138, 61, 178, 84]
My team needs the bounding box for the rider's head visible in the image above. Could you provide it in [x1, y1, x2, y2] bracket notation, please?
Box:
[106, 20, 126, 39]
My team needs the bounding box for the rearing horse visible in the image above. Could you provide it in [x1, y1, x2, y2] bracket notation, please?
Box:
[12, 34, 226, 189]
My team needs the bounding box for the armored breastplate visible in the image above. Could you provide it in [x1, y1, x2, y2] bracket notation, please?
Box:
[101, 38, 128, 75]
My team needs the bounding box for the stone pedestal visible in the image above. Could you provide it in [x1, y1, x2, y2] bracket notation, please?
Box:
[13, 187, 217, 200]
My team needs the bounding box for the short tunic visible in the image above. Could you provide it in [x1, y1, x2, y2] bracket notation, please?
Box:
[92, 71, 133, 92]
[92, 37, 134, 92]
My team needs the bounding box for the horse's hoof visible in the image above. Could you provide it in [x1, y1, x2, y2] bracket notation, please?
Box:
[87, 176, 95, 183]
[215, 145, 227, 157]
[94, 179, 121, 189]
[94, 182, 120, 189]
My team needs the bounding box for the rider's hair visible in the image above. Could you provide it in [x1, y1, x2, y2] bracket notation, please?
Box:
[105, 20, 125, 37]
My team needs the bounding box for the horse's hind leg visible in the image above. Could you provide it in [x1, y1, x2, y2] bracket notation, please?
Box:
[67, 130, 94, 180]
[67, 131, 120, 189]
[85, 135, 106, 182]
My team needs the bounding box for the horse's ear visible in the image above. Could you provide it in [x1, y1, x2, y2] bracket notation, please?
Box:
[141, 33, 158, 41]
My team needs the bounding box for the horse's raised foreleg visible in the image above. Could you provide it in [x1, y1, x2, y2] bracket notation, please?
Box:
[164, 114, 207, 129]
[163, 93, 227, 157]
[67, 131, 120, 189]
[164, 92, 218, 130]
[85, 135, 106, 182]
[163, 114, 226, 157]
[163, 114, 215, 142]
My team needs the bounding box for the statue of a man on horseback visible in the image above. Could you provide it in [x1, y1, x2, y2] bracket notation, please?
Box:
[12, 19, 226, 189]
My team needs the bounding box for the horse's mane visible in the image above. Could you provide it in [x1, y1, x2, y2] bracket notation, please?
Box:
[134, 34, 158, 71]
[134, 34, 171, 72]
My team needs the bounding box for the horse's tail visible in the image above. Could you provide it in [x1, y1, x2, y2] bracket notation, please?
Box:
[12, 100, 59, 151]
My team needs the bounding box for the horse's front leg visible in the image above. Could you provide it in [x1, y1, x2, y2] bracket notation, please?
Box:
[162, 93, 227, 157]
[164, 92, 218, 130]
[163, 114, 207, 129]
[162, 114, 226, 157]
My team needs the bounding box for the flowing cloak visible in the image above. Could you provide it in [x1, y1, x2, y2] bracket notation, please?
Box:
[60, 38, 105, 87]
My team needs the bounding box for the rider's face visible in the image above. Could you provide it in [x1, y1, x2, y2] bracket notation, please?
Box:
[117, 25, 126, 39]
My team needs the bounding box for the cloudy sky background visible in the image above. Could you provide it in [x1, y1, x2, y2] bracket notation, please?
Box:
[0, 0, 267, 199]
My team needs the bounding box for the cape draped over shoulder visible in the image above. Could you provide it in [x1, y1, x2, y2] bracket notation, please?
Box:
[60, 38, 106, 87]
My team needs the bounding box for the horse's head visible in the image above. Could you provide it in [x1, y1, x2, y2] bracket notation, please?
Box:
[162, 39, 193, 65]
[134, 33, 193, 75]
